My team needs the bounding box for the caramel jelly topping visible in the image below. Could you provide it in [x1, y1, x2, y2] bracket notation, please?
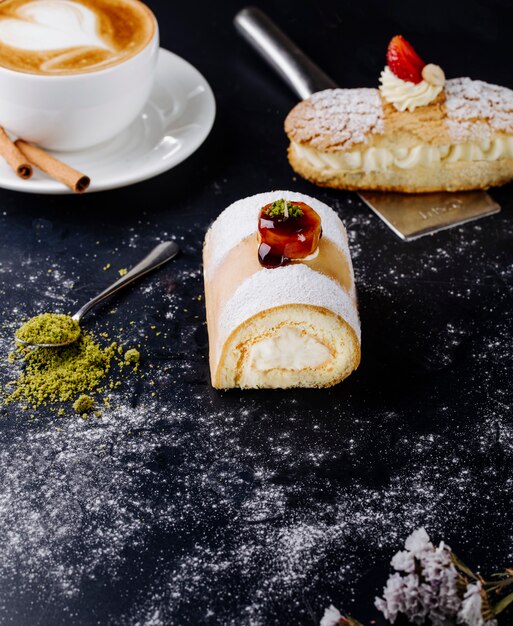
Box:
[257, 200, 322, 268]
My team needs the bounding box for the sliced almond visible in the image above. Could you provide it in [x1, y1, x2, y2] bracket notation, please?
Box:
[422, 63, 445, 87]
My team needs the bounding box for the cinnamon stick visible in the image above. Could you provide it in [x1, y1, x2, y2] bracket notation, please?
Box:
[15, 140, 90, 193]
[0, 128, 32, 179]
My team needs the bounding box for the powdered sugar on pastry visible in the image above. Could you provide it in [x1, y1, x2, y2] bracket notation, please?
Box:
[286, 79, 513, 151]
[204, 191, 351, 278]
[284, 88, 384, 152]
[445, 78, 513, 142]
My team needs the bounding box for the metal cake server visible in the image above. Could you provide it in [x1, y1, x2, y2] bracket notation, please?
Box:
[234, 7, 501, 241]
[17, 241, 180, 348]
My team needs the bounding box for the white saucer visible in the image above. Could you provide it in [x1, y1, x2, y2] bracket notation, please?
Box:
[0, 48, 216, 194]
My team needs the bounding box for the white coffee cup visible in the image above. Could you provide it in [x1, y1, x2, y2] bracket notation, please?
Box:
[0, 10, 159, 152]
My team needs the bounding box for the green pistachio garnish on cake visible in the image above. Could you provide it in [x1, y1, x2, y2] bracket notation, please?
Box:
[265, 199, 304, 220]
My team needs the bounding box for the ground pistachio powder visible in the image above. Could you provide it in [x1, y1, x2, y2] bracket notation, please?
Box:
[5, 333, 117, 407]
[73, 394, 94, 414]
[15, 313, 81, 346]
[124, 348, 140, 365]
[4, 309, 144, 416]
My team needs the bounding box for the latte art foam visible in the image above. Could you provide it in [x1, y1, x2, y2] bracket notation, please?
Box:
[0, 0, 155, 75]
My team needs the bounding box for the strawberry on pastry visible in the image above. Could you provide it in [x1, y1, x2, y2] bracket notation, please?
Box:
[379, 35, 446, 112]
[386, 35, 425, 84]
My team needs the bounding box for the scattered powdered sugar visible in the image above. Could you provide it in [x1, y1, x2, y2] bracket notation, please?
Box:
[205, 190, 350, 277]
[0, 200, 511, 625]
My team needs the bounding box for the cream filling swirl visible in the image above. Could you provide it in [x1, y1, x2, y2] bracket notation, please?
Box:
[379, 66, 442, 112]
[293, 136, 513, 173]
[248, 327, 331, 371]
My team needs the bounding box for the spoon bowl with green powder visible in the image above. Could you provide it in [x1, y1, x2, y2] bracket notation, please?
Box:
[16, 313, 81, 348]
[15, 241, 180, 348]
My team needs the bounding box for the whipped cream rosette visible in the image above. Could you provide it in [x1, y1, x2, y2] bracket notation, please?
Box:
[379, 35, 445, 112]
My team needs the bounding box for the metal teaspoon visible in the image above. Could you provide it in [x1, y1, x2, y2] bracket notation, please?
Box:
[16, 240, 180, 348]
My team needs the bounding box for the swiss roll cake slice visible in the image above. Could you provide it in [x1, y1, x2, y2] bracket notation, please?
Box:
[203, 191, 360, 389]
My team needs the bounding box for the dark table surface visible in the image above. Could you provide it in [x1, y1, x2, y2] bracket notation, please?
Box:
[0, 1, 512, 624]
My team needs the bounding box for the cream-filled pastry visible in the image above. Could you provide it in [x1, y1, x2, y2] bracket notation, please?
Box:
[203, 191, 360, 389]
[285, 35, 513, 192]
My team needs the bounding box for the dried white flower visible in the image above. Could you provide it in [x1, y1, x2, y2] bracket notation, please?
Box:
[320, 604, 342, 626]
[375, 572, 405, 622]
[457, 582, 497, 626]
[402, 574, 430, 623]
[405, 527, 432, 557]
[423, 542, 461, 623]
[375, 528, 461, 625]
[348, 529, 506, 626]
[391, 549, 415, 573]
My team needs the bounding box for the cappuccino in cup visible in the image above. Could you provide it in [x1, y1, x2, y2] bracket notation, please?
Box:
[0, 0, 159, 150]
[0, 0, 156, 75]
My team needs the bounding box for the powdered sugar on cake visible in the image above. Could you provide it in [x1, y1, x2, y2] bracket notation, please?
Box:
[218, 264, 361, 352]
[205, 191, 352, 277]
